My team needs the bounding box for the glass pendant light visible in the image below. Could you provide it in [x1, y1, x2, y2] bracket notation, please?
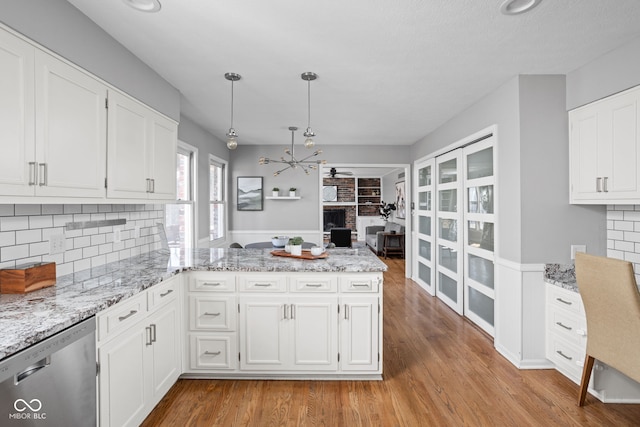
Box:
[224, 72, 241, 150]
[301, 72, 318, 148]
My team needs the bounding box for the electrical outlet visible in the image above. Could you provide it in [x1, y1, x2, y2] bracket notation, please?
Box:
[113, 228, 121, 243]
[134, 226, 140, 239]
[571, 244, 586, 260]
[49, 234, 66, 254]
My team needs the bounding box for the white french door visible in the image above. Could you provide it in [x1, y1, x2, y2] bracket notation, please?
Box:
[435, 150, 464, 315]
[414, 158, 435, 295]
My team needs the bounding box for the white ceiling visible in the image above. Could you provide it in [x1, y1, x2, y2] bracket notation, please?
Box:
[66, 0, 640, 146]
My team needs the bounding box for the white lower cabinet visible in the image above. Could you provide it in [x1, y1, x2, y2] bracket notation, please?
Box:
[340, 295, 380, 371]
[97, 276, 181, 427]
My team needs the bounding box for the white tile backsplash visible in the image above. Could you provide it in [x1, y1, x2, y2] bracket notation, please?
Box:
[0, 204, 164, 277]
[607, 205, 640, 283]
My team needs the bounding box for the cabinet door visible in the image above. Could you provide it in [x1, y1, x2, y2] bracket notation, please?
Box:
[98, 324, 150, 427]
[570, 106, 601, 201]
[148, 111, 177, 200]
[340, 296, 379, 371]
[34, 51, 107, 198]
[148, 301, 180, 406]
[290, 297, 338, 370]
[0, 29, 35, 196]
[106, 90, 150, 199]
[239, 296, 288, 370]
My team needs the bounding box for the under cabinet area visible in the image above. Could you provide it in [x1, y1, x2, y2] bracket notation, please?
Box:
[182, 271, 383, 379]
[569, 84, 640, 204]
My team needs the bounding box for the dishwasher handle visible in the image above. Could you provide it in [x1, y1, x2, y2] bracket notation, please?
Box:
[15, 356, 51, 385]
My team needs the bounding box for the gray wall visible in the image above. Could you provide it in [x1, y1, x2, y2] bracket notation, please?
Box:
[381, 169, 406, 226]
[177, 115, 229, 243]
[0, 0, 180, 121]
[567, 35, 640, 110]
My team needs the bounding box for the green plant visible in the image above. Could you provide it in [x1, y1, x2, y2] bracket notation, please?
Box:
[272, 187, 280, 191]
[288, 236, 304, 245]
[289, 187, 297, 191]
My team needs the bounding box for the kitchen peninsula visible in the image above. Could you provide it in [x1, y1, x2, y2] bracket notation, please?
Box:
[0, 247, 387, 426]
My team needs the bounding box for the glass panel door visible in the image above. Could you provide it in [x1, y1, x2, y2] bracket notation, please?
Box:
[413, 158, 435, 295]
[435, 150, 463, 314]
[463, 137, 496, 335]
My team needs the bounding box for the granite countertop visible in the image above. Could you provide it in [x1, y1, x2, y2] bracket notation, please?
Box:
[0, 247, 387, 361]
[543, 263, 577, 292]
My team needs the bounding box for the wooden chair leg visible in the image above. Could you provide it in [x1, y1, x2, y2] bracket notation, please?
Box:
[578, 355, 595, 406]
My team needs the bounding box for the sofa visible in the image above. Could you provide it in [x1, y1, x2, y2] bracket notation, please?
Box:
[365, 222, 405, 255]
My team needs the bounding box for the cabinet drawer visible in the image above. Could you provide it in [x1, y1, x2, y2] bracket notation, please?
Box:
[188, 272, 236, 292]
[189, 295, 236, 331]
[290, 275, 337, 292]
[549, 309, 587, 346]
[147, 276, 179, 311]
[97, 292, 146, 342]
[238, 274, 287, 292]
[189, 333, 237, 370]
[548, 334, 585, 381]
[339, 274, 382, 292]
[549, 286, 582, 314]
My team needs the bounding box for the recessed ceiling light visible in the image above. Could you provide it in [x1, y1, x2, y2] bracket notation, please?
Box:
[122, 0, 161, 13]
[500, 0, 542, 15]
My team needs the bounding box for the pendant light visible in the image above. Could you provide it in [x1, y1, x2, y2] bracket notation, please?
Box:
[301, 72, 318, 148]
[258, 127, 325, 176]
[224, 72, 241, 150]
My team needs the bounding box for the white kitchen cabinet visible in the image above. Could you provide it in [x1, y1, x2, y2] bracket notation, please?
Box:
[340, 295, 379, 371]
[239, 295, 338, 371]
[570, 85, 640, 204]
[107, 90, 176, 201]
[0, 28, 107, 199]
[97, 276, 181, 427]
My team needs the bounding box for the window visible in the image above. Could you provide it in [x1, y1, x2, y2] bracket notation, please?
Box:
[165, 142, 197, 250]
[210, 155, 227, 243]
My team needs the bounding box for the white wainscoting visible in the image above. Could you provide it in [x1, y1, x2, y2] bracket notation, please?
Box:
[494, 257, 552, 369]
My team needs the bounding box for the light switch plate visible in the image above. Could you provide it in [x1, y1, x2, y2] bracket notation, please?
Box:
[49, 234, 66, 254]
[571, 244, 586, 260]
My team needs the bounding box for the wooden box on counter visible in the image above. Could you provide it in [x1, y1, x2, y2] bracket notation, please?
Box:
[0, 262, 56, 294]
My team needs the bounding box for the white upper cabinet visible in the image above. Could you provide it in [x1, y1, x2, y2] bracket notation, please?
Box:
[0, 29, 36, 196]
[570, 86, 640, 204]
[107, 90, 176, 201]
[34, 50, 107, 198]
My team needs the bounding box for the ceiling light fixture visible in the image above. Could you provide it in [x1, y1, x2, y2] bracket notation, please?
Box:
[224, 72, 241, 150]
[259, 127, 326, 176]
[500, 0, 542, 15]
[122, 0, 162, 13]
[301, 72, 318, 148]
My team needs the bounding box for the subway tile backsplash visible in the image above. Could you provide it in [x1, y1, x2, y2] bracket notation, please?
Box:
[607, 205, 640, 281]
[0, 204, 164, 277]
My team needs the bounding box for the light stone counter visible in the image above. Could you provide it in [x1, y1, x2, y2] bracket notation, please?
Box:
[0, 247, 387, 361]
[543, 263, 577, 292]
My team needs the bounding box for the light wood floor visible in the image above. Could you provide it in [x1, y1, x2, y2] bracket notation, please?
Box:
[142, 258, 640, 426]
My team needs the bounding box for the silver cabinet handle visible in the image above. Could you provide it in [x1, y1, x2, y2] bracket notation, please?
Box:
[146, 178, 151, 193]
[556, 298, 572, 306]
[38, 163, 47, 186]
[118, 309, 137, 321]
[352, 283, 370, 288]
[344, 304, 349, 320]
[596, 177, 602, 192]
[556, 321, 572, 331]
[28, 162, 37, 186]
[150, 324, 157, 343]
[145, 326, 152, 346]
[203, 282, 222, 287]
[305, 283, 323, 288]
[283, 304, 288, 320]
[556, 350, 572, 361]
[160, 289, 173, 297]
[204, 351, 221, 356]
[291, 304, 295, 319]
[151, 178, 155, 193]
[254, 283, 272, 287]
[603, 176, 608, 192]
[203, 312, 221, 317]
[15, 357, 50, 384]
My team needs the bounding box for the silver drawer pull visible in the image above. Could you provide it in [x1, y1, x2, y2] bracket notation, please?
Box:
[556, 321, 572, 331]
[556, 298, 572, 306]
[203, 282, 222, 286]
[118, 310, 137, 321]
[556, 350, 572, 361]
[160, 289, 174, 297]
[203, 312, 221, 317]
[352, 283, 370, 288]
[305, 283, 323, 287]
[254, 283, 272, 287]
[28, 162, 37, 186]
[204, 351, 221, 356]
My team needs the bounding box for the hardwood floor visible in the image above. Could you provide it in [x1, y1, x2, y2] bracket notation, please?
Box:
[142, 258, 640, 426]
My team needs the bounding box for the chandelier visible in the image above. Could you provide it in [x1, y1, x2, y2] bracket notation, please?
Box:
[224, 72, 241, 150]
[259, 127, 326, 176]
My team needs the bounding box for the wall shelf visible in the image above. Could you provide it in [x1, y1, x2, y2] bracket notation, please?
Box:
[265, 196, 301, 200]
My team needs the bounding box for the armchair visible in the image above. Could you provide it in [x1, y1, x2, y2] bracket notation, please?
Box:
[366, 222, 405, 255]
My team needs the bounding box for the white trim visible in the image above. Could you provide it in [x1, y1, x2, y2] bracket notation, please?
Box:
[209, 154, 229, 245]
[494, 257, 545, 272]
[413, 125, 498, 164]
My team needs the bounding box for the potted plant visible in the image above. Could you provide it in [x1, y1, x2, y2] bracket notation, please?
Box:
[288, 236, 304, 256]
[272, 187, 280, 197]
[289, 187, 297, 197]
[379, 201, 397, 222]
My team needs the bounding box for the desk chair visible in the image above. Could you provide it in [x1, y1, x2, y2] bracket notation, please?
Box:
[575, 252, 640, 406]
[330, 228, 352, 248]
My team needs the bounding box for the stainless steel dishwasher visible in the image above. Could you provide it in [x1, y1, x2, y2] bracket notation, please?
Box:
[0, 317, 96, 426]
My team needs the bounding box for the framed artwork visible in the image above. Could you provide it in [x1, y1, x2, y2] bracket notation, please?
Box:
[395, 181, 406, 219]
[323, 185, 338, 202]
[237, 176, 263, 211]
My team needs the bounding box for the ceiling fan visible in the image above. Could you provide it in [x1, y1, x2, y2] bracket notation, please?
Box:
[326, 167, 354, 178]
